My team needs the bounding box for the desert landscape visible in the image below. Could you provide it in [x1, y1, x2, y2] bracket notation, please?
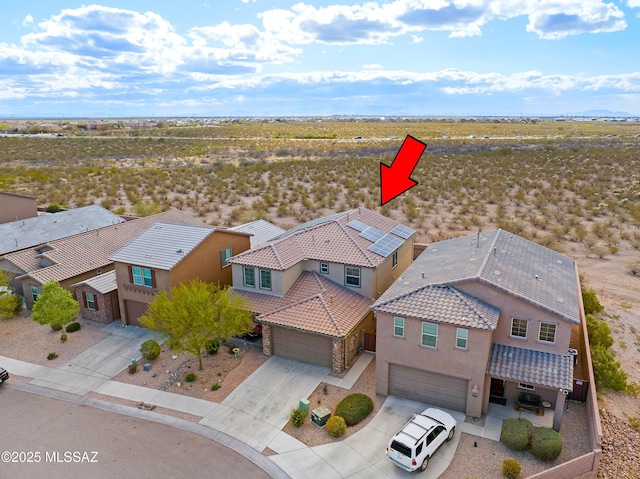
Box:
[2, 117, 640, 428]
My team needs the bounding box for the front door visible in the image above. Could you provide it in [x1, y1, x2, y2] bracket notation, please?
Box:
[490, 378, 505, 397]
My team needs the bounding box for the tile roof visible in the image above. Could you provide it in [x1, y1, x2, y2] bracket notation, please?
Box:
[373, 285, 500, 330]
[374, 229, 580, 325]
[110, 222, 216, 270]
[71, 270, 117, 294]
[4, 210, 205, 284]
[228, 220, 286, 248]
[234, 271, 373, 337]
[228, 207, 414, 270]
[0, 205, 125, 255]
[486, 343, 574, 391]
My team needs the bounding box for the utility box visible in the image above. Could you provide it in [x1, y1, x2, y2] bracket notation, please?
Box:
[299, 398, 310, 414]
[311, 406, 331, 427]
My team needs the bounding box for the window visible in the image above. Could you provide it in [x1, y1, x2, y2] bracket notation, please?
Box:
[221, 247, 233, 267]
[31, 285, 39, 302]
[243, 267, 255, 287]
[518, 383, 535, 391]
[320, 262, 329, 274]
[345, 266, 361, 287]
[394, 317, 405, 337]
[85, 292, 97, 311]
[132, 266, 153, 287]
[511, 318, 528, 338]
[392, 250, 398, 269]
[421, 322, 438, 348]
[259, 269, 272, 290]
[538, 322, 557, 343]
[456, 328, 468, 349]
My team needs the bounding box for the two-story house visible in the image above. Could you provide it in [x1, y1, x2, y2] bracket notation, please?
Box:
[229, 208, 416, 374]
[110, 222, 251, 326]
[372, 230, 581, 430]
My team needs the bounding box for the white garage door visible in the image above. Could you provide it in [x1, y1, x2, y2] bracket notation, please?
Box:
[389, 364, 468, 412]
[271, 327, 332, 369]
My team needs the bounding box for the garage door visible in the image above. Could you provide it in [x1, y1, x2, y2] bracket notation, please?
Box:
[124, 300, 149, 327]
[271, 327, 332, 368]
[389, 364, 468, 412]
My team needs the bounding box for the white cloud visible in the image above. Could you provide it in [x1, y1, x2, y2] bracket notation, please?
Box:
[411, 34, 424, 44]
[627, 0, 640, 7]
[22, 14, 34, 27]
[362, 64, 383, 69]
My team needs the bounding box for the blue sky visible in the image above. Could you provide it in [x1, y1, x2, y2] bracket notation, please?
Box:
[1, 1, 639, 117]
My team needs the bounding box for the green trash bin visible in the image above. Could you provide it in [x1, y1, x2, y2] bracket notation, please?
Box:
[299, 398, 310, 414]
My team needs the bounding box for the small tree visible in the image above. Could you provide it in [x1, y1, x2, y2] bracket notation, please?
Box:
[0, 271, 22, 319]
[581, 289, 603, 315]
[139, 280, 253, 370]
[31, 280, 79, 330]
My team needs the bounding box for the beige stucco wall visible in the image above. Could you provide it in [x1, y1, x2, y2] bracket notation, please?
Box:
[375, 309, 493, 417]
[0, 192, 37, 224]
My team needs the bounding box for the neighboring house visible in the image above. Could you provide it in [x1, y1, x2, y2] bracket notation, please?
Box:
[372, 230, 581, 430]
[110, 222, 251, 327]
[229, 207, 416, 374]
[229, 219, 286, 248]
[0, 205, 125, 256]
[0, 210, 205, 310]
[72, 270, 120, 323]
[0, 191, 37, 224]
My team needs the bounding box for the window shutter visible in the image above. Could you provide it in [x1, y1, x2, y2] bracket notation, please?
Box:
[94, 295, 99, 311]
[150, 269, 156, 288]
[83, 292, 88, 308]
[128, 265, 133, 283]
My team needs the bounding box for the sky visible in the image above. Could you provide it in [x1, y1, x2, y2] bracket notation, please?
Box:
[1, 1, 639, 118]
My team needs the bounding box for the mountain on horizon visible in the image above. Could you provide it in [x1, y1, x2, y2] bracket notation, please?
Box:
[567, 109, 635, 117]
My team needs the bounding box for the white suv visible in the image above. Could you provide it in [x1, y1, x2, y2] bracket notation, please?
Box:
[386, 407, 456, 472]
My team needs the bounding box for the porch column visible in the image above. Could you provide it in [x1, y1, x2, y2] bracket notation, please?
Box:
[262, 324, 272, 356]
[553, 390, 566, 431]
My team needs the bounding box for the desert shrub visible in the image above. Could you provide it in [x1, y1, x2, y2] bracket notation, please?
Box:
[205, 338, 220, 355]
[45, 204, 61, 213]
[582, 289, 603, 315]
[185, 372, 197, 382]
[590, 345, 628, 391]
[0, 294, 23, 318]
[50, 323, 63, 331]
[47, 352, 58, 360]
[335, 393, 374, 426]
[210, 383, 221, 391]
[60, 332, 67, 342]
[227, 341, 238, 354]
[140, 339, 161, 360]
[65, 322, 81, 333]
[128, 362, 137, 374]
[326, 415, 347, 438]
[290, 408, 306, 428]
[500, 418, 533, 451]
[502, 459, 521, 478]
[586, 314, 613, 349]
[627, 257, 640, 276]
[531, 427, 562, 461]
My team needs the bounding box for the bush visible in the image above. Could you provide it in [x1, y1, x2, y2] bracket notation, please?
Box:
[335, 393, 374, 426]
[50, 322, 63, 331]
[586, 314, 613, 349]
[47, 352, 58, 360]
[590, 345, 628, 391]
[140, 339, 161, 360]
[500, 418, 533, 451]
[326, 415, 347, 438]
[582, 289, 603, 315]
[628, 257, 640, 276]
[290, 408, 306, 428]
[60, 332, 67, 342]
[205, 338, 220, 355]
[210, 383, 221, 391]
[185, 372, 197, 382]
[65, 322, 81, 333]
[531, 427, 562, 461]
[128, 362, 137, 374]
[227, 341, 238, 354]
[45, 204, 61, 213]
[502, 459, 521, 478]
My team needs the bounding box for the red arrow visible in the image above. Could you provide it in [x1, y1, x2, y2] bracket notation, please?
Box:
[380, 135, 426, 205]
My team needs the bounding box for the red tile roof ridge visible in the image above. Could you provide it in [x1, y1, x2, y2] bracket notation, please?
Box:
[334, 220, 376, 267]
[316, 293, 344, 336]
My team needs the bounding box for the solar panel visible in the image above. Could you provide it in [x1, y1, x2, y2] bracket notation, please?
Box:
[346, 220, 368, 232]
[369, 234, 403, 257]
[391, 224, 415, 239]
[359, 227, 385, 243]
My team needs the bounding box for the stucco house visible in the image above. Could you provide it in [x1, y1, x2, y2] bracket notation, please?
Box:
[229, 207, 416, 374]
[372, 230, 581, 430]
[0, 210, 205, 310]
[110, 222, 251, 326]
[0, 191, 37, 224]
[72, 270, 120, 323]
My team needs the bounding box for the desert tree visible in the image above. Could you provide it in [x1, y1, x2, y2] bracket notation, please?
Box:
[31, 280, 80, 330]
[139, 280, 253, 370]
[0, 270, 23, 319]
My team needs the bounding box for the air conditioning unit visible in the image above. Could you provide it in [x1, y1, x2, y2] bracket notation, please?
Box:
[311, 406, 331, 427]
[568, 348, 578, 366]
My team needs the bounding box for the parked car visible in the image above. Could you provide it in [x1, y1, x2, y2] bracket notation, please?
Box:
[386, 407, 456, 472]
[0, 367, 8, 384]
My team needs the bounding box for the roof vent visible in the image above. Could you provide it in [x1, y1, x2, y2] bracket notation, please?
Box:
[421, 272, 425, 279]
[535, 274, 540, 280]
[176, 249, 183, 254]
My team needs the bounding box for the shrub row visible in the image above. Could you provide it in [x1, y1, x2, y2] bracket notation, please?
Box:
[500, 418, 562, 461]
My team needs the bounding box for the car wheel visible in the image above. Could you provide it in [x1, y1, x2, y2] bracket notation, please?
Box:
[447, 426, 455, 442]
[419, 456, 429, 471]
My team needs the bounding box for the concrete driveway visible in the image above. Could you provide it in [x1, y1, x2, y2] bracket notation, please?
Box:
[200, 355, 330, 452]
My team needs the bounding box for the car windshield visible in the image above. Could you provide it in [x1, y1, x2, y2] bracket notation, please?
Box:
[390, 440, 412, 458]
